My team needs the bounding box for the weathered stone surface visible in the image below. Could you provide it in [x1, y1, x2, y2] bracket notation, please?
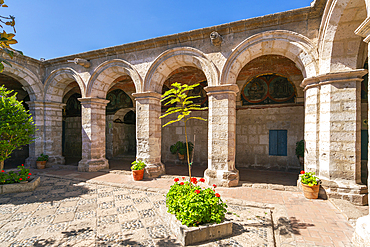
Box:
[0, 177, 40, 194]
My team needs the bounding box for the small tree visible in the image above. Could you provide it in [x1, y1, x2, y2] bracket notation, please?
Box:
[0, 86, 36, 170]
[160, 82, 208, 180]
[0, 0, 22, 72]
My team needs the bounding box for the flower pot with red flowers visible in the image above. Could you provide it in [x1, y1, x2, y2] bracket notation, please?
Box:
[36, 153, 48, 169]
[131, 160, 146, 181]
[299, 170, 321, 199]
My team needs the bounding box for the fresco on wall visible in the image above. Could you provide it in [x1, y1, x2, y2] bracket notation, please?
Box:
[106, 89, 133, 114]
[241, 73, 296, 105]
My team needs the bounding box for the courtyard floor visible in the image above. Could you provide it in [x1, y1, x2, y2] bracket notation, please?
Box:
[0, 165, 368, 246]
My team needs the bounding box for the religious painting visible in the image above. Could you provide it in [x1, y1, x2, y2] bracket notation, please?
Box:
[106, 89, 133, 114]
[241, 74, 296, 105]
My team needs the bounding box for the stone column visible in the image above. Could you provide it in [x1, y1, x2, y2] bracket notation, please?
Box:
[132, 92, 165, 178]
[301, 78, 320, 175]
[204, 84, 239, 187]
[25, 101, 44, 168]
[43, 102, 65, 167]
[353, 17, 370, 247]
[78, 97, 109, 172]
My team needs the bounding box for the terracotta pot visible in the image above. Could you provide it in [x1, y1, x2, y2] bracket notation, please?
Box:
[301, 183, 320, 199]
[178, 153, 185, 160]
[132, 169, 144, 181]
[36, 161, 47, 169]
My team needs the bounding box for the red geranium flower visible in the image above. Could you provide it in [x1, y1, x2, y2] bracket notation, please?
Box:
[28, 173, 32, 175]
[174, 178, 179, 182]
[19, 178, 22, 181]
[182, 177, 185, 180]
[191, 177, 198, 184]
[215, 193, 220, 197]
[1, 170, 4, 172]
[27, 176, 30, 179]
[199, 178, 205, 183]
[21, 164, 24, 166]
[195, 190, 200, 194]
[213, 184, 217, 188]
[300, 170, 305, 174]
[180, 182, 184, 185]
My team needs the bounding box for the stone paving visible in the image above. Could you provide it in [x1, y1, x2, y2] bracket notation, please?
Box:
[0, 176, 275, 247]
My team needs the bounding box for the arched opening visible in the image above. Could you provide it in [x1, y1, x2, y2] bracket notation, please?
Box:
[1, 74, 30, 169]
[62, 82, 82, 166]
[235, 55, 304, 185]
[105, 76, 136, 170]
[161, 66, 208, 177]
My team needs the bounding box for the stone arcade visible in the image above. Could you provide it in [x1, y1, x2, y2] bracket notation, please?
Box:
[1, 0, 370, 245]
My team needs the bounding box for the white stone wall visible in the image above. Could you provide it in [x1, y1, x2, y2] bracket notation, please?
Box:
[235, 106, 304, 171]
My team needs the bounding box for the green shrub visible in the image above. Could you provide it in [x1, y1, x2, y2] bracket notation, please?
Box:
[36, 153, 48, 161]
[295, 140, 304, 158]
[166, 177, 227, 227]
[170, 141, 194, 155]
[299, 170, 320, 186]
[131, 160, 146, 170]
[0, 164, 32, 184]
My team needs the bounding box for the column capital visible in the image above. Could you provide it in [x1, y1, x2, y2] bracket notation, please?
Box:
[25, 101, 45, 108]
[355, 17, 370, 43]
[132, 91, 161, 100]
[301, 69, 368, 91]
[78, 97, 110, 105]
[43, 101, 66, 108]
[204, 84, 239, 95]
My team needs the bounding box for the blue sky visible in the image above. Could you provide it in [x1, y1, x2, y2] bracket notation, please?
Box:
[6, 0, 313, 60]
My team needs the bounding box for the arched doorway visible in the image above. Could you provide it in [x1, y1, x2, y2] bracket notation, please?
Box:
[62, 82, 82, 166]
[235, 55, 304, 185]
[161, 66, 209, 176]
[0, 74, 30, 169]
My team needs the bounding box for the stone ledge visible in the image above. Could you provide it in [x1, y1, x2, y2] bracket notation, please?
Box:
[159, 204, 233, 246]
[0, 176, 40, 194]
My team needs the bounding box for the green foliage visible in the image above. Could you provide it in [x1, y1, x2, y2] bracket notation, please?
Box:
[0, 86, 36, 163]
[0, 0, 22, 72]
[295, 140, 304, 158]
[0, 164, 32, 184]
[160, 82, 207, 127]
[166, 178, 227, 227]
[36, 153, 49, 161]
[170, 141, 194, 155]
[131, 160, 146, 170]
[299, 171, 320, 186]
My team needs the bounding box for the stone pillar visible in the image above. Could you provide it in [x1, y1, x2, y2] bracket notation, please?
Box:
[353, 17, 370, 247]
[78, 98, 109, 172]
[301, 79, 320, 175]
[203, 84, 239, 187]
[43, 102, 65, 167]
[25, 101, 44, 168]
[132, 92, 165, 178]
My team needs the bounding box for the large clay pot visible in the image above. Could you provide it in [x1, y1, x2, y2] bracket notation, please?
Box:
[301, 183, 320, 199]
[178, 153, 185, 160]
[132, 169, 144, 181]
[36, 161, 47, 169]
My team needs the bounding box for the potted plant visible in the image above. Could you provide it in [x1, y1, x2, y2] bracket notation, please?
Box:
[131, 160, 146, 181]
[295, 140, 304, 169]
[170, 141, 194, 160]
[299, 170, 321, 199]
[36, 153, 49, 169]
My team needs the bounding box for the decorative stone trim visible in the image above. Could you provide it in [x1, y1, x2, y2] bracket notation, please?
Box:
[0, 177, 40, 194]
[355, 17, 370, 43]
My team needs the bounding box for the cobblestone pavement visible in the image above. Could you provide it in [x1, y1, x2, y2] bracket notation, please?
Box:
[0, 176, 275, 247]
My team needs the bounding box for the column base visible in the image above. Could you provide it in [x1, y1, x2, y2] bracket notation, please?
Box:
[204, 169, 239, 187]
[46, 156, 65, 167]
[78, 158, 109, 172]
[297, 179, 368, 205]
[144, 162, 165, 178]
[25, 157, 37, 168]
[353, 215, 370, 247]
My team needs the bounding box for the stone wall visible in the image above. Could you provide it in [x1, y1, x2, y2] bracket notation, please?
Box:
[235, 105, 304, 171]
[161, 111, 208, 166]
[63, 117, 82, 159]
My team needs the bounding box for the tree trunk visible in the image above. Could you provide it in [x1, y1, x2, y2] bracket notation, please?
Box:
[0, 160, 4, 171]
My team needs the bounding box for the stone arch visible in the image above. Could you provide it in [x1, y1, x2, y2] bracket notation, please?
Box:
[86, 59, 142, 98]
[144, 47, 219, 92]
[318, 0, 368, 73]
[44, 68, 86, 102]
[221, 30, 319, 85]
[2, 61, 43, 101]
